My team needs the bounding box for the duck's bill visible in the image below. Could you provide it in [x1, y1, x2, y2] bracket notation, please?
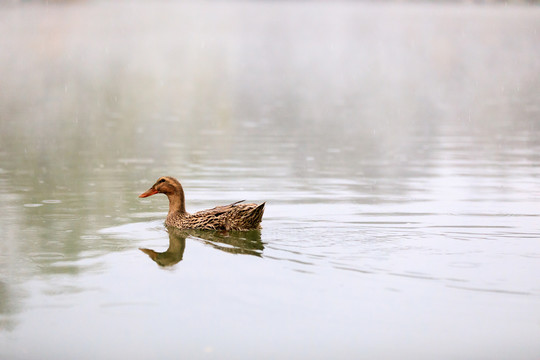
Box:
[139, 188, 158, 198]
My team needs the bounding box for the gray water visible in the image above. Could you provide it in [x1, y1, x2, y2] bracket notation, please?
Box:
[1, 2, 540, 359]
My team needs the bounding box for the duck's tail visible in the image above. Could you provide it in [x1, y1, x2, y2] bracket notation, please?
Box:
[237, 202, 265, 230]
[251, 202, 265, 227]
[225, 201, 266, 230]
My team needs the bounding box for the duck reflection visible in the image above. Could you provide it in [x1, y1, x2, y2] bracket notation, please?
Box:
[139, 226, 264, 267]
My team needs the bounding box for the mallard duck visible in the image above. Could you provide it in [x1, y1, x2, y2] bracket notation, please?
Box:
[139, 176, 265, 231]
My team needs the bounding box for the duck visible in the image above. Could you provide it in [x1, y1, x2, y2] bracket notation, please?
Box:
[139, 176, 265, 231]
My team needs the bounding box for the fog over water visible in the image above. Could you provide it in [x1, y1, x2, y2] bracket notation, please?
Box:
[0, 2, 539, 359]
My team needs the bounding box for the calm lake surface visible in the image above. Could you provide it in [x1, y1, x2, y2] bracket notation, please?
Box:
[1, 2, 539, 359]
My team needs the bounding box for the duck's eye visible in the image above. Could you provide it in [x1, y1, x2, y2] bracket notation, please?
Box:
[158, 179, 165, 184]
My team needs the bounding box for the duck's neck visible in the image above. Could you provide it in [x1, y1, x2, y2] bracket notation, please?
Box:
[166, 185, 187, 216]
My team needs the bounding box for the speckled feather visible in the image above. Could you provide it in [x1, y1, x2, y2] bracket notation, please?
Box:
[166, 201, 265, 231]
[139, 176, 265, 231]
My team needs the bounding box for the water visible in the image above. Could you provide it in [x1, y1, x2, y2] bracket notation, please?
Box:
[1, 2, 540, 359]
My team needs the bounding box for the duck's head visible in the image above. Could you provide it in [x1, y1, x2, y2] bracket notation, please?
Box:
[139, 176, 182, 198]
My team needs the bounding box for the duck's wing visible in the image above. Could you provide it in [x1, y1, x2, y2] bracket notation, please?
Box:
[185, 201, 243, 230]
[188, 201, 263, 230]
[193, 200, 245, 216]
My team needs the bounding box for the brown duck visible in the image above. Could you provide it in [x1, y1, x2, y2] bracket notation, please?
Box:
[139, 176, 265, 231]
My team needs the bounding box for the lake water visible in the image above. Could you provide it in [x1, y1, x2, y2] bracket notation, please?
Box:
[0, 2, 539, 359]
